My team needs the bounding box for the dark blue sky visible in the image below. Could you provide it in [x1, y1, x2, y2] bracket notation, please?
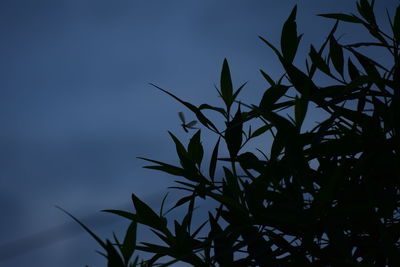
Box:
[0, 0, 397, 266]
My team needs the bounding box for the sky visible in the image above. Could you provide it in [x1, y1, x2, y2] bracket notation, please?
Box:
[0, 0, 398, 266]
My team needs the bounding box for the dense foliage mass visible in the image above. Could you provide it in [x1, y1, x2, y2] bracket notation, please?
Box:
[67, 1, 400, 266]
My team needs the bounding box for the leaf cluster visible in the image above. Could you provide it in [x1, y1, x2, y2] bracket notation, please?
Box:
[71, 1, 400, 266]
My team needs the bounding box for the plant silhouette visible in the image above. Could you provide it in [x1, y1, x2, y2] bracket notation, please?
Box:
[64, 1, 400, 266]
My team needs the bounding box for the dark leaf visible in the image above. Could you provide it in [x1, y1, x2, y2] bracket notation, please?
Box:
[131, 256, 139, 267]
[150, 230, 172, 247]
[348, 57, 360, 80]
[318, 13, 364, 23]
[259, 85, 290, 111]
[168, 132, 195, 172]
[138, 157, 185, 177]
[103, 209, 136, 221]
[198, 104, 226, 117]
[105, 240, 125, 267]
[237, 152, 265, 173]
[182, 197, 196, 237]
[309, 45, 330, 75]
[181, 195, 195, 232]
[144, 165, 184, 177]
[232, 82, 247, 102]
[294, 96, 308, 129]
[259, 109, 296, 135]
[223, 167, 240, 199]
[352, 50, 381, 81]
[209, 137, 220, 180]
[168, 132, 187, 161]
[259, 35, 281, 57]
[220, 58, 234, 108]
[250, 124, 273, 138]
[225, 106, 243, 158]
[357, 0, 377, 26]
[394, 6, 400, 42]
[159, 192, 169, 217]
[209, 213, 234, 265]
[349, 47, 389, 72]
[271, 100, 295, 110]
[281, 60, 317, 98]
[260, 69, 275, 86]
[137, 243, 170, 254]
[57, 206, 107, 250]
[121, 222, 137, 264]
[329, 35, 344, 76]
[308, 21, 338, 78]
[131, 194, 167, 232]
[188, 130, 203, 167]
[166, 195, 193, 215]
[357, 91, 366, 112]
[270, 131, 284, 160]
[281, 5, 300, 63]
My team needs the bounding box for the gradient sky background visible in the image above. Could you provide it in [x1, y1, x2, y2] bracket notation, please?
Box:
[0, 0, 398, 266]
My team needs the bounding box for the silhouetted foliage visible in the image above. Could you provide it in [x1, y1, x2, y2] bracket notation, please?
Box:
[67, 1, 400, 266]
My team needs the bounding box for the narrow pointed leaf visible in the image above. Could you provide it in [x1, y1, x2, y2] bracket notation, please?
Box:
[137, 243, 170, 254]
[318, 13, 363, 23]
[166, 195, 193, 214]
[250, 124, 273, 138]
[259, 36, 281, 57]
[220, 59, 234, 108]
[270, 131, 285, 160]
[103, 209, 136, 221]
[352, 50, 381, 81]
[168, 132, 191, 168]
[281, 60, 317, 98]
[181, 195, 195, 232]
[122, 221, 137, 263]
[260, 69, 276, 86]
[198, 104, 226, 117]
[309, 45, 330, 75]
[259, 85, 290, 111]
[225, 106, 243, 158]
[56, 206, 107, 250]
[146, 165, 185, 177]
[394, 6, 400, 42]
[281, 5, 299, 63]
[188, 130, 203, 166]
[138, 157, 184, 177]
[329, 35, 344, 76]
[105, 240, 125, 267]
[232, 81, 247, 101]
[150, 230, 171, 247]
[131, 194, 167, 232]
[159, 192, 169, 217]
[209, 137, 220, 180]
[295, 96, 309, 129]
[308, 21, 338, 78]
[357, 0, 377, 26]
[348, 57, 360, 80]
[224, 166, 240, 198]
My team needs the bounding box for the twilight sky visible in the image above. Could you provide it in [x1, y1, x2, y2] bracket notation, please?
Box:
[0, 0, 397, 266]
